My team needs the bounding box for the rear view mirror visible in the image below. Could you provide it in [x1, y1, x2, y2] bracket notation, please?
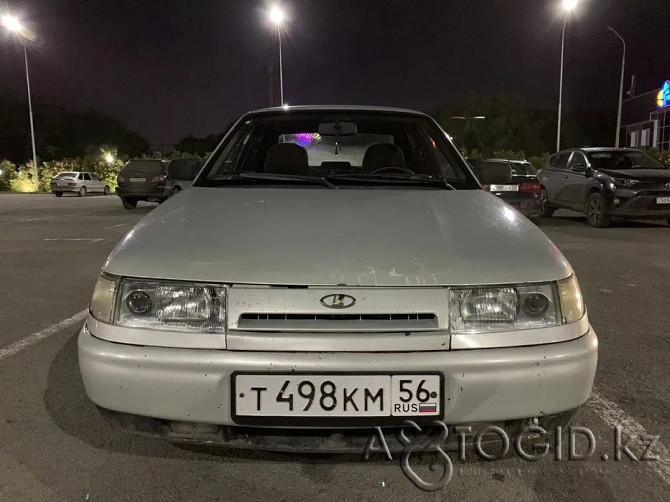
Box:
[167, 158, 202, 181]
[473, 161, 512, 185]
[318, 122, 358, 136]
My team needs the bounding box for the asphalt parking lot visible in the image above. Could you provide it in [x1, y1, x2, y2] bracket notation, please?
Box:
[1, 193, 669, 501]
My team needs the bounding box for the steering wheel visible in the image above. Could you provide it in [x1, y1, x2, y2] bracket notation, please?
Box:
[369, 166, 415, 176]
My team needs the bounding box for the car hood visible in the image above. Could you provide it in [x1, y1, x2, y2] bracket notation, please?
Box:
[104, 188, 572, 286]
[599, 168, 670, 182]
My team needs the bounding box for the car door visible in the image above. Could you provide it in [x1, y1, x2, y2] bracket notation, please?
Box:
[82, 172, 93, 190]
[538, 152, 571, 207]
[562, 152, 592, 209]
[90, 173, 104, 192]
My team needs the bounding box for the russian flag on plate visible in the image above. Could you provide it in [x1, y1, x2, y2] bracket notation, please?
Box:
[419, 403, 437, 413]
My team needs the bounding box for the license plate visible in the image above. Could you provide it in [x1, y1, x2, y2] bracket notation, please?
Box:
[657, 197, 670, 204]
[489, 184, 518, 192]
[130, 177, 146, 182]
[233, 373, 442, 421]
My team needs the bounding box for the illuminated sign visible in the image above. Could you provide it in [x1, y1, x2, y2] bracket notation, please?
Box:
[658, 80, 670, 108]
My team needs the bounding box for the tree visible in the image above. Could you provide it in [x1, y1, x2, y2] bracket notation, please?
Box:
[0, 89, 149, 163]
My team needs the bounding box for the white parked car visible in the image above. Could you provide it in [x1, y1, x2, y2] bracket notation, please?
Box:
[50, 171, 110, 197]
[79, 106, 598, 451]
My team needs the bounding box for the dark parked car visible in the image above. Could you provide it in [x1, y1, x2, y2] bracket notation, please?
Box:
[116, 158, 203, 209]
[469, 159, 541, 219]
[539, 148, 670, 227]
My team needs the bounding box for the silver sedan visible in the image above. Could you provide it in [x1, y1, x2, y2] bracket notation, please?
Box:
[50, 171, 110, 197]
[78, 106, 598, 452]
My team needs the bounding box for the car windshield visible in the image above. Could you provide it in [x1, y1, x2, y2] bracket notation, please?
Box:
[587, 150, 667, 170]
[55, 172, 77, 178]
[197, 111, 479, 189]
[511, 162, 536, 175]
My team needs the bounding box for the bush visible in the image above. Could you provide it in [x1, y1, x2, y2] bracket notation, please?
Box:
[647, 148, 670, 165]
[0, 160, 16, 191]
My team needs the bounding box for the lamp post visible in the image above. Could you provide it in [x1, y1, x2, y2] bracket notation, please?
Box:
[556, 0, 578, 152]
[608, 26, 626, 148]
[2, 14, 39, 192]
[269, 5, 285, 106]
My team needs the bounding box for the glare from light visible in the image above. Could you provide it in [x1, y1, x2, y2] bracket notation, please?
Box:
[562, 0, 577, 11]
[104, 153, 115, 164]
[282, 103, 289, 110]
[0, 169, 3, 176]
[503, 206, 516, 223]
[269, 6, 285, 25]
[473, 116, 486, 120]
[1, 14, 23, 32]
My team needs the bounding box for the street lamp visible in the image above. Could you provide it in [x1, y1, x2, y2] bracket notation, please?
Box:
[608, 26, 626, 148]
[104, 153, 115, 164]
[269, 5, 285, 106]
[556, 0, 578, 152]
[2, 14, 39, 192]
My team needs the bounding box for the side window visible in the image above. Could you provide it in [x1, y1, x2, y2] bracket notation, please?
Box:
[205, 124, 253, 177]
[78, 173, 84, 180]
[83, 173, 92, 181]
[553, 152, 572, 170]
[568, 152, 587, 169]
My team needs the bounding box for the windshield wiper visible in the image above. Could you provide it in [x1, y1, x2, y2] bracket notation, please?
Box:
[209, 172, 337, 189]
[325, 174, 456, 190]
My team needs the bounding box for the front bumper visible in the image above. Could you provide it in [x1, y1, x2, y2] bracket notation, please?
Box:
[608, 190, 670, 218]
[78, 325, 598, 429]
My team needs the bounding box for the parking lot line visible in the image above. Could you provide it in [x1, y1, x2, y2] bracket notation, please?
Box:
[589, 390, 670, 484]
[0, 310, 87, 361]
[0, 209, 115, 227]
[44, 238, 104, 242]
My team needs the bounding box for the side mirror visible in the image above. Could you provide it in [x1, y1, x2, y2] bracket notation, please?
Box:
[167, 159, 200, 181]
[476, 161, 512, 185]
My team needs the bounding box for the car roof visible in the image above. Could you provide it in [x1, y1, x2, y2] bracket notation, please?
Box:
[485, 158, 529, 163]
[553, 147, 642, 155]
[247, 105, 428, 117]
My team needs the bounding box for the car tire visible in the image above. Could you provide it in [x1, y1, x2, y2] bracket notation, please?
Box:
[103, 186, 110, 195]
[54, 191, 63, 197]
[121, 198, 138, 209]
[78, 186, 87, 197]
[586, 192, 612, 228]
[540, 189, 555, 217]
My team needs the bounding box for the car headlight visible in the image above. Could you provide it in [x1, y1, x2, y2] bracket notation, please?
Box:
[90, 274, 118, 323]
[449, 277, 584, 334]
[557, 274, 584, 323]
[89, 275, 226, 333]
[612, 177, 640, 188]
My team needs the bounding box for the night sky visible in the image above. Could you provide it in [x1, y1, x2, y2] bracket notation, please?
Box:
[1, 0, 669, 145]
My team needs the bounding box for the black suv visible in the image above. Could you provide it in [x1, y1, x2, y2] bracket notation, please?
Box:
[539, 148, 670, 227]
[116, 158, 202, 209]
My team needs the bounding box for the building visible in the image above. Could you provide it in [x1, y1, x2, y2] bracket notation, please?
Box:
[622, 80, 670, 151]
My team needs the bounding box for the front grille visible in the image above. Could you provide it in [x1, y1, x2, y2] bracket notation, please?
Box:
[235, 312, 440, 333]
[240, 313, 436, 321]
